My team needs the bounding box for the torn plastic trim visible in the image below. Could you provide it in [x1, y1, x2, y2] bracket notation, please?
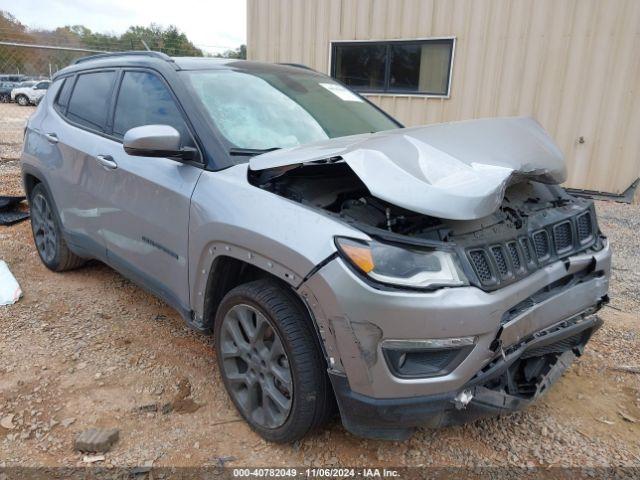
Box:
[467, 349, 576, 412]
[329, 315, 384, 389]
[468, 311, 603, 390]
[250, 117, 566, 221]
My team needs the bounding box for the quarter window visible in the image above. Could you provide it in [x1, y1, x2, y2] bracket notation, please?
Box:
[331, 39, 454, 96]
[55, 77, 74, 112]
[67, 71, 116, 132]
[112, 71, 191, 145]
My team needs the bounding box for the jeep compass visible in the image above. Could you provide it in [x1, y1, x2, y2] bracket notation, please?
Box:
[21, 52, 611, 442]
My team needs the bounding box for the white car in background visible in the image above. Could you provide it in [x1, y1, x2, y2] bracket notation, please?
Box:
[11, 80, 50, 106]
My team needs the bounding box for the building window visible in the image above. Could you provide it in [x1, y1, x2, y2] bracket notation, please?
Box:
[331, 39, 454, 96]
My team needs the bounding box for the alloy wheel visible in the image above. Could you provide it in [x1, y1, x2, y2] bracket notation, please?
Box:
[219, 304, 293, 429]
[31, 193, 57, 263]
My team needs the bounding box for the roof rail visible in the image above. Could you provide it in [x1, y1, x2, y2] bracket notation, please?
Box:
[74, 51, 173, 65]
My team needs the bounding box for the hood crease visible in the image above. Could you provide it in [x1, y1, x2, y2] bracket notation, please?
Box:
[250, 117, 566, 220]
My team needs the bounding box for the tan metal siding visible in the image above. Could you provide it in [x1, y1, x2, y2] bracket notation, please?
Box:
[248, 0, 640, 193]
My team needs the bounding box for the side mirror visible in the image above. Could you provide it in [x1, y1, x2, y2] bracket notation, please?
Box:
[123, 125, 196, 161]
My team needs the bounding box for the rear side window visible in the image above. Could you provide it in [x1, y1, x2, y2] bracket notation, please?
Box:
[113, 71, 191, 144]
[55, 78, 74, 111]
[67, 71, 115, 132]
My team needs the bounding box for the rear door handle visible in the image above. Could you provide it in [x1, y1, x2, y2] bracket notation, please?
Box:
[96, 154, 118, 169]
[44, 132, 58, 144]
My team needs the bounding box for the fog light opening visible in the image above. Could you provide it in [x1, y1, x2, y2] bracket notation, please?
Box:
[382, 337, 476, 379]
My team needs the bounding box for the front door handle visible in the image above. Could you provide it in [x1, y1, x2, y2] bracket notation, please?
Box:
[96, 154, 118, 169]
[44, 132, 58, 144]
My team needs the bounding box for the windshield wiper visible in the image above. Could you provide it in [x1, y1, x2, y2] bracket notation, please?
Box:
[229, 147, 281, 157]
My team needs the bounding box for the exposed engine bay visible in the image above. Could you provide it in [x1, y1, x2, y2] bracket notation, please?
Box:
[252, 162, 446, 240]
[250, 161, 604, 291]
[251, 162, 591, 240]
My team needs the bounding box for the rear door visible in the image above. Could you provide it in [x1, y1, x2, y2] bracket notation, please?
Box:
[40, 70, 118, 257]
[95, 69, 202, 314]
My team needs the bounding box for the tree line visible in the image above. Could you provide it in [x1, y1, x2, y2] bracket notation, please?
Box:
[0, 11, 245, 76]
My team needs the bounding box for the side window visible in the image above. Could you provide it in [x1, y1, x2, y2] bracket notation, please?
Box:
[67, 71, 115, 132]
[55, 78, 74, 112]
[35, 82, 49, 90]
[113, 71, 192, 146]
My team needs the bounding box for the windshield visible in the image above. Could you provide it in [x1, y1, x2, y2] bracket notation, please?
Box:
[181, 67, 399, 153]
[19, 81, 36, 87]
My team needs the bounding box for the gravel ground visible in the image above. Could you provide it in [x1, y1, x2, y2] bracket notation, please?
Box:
[1, 106, 639, 469]
[0, 103, 30, 161]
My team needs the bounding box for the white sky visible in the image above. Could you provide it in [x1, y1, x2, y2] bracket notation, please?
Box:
[0, 0, 247, 54]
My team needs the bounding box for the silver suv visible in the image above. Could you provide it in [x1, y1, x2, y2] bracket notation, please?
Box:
[21, 52, 611, 442]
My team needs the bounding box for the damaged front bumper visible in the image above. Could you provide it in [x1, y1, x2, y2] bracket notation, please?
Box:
[329, 312, 601, 440]
[299, 239, 611, 440]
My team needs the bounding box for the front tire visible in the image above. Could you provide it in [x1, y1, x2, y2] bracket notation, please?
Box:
[29, 183, 85, 271]
[16, 95, 29, 106]
[214, 279, 334, 442]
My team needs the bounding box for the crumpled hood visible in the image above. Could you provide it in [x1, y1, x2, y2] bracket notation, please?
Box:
[249, 117, 566, 220]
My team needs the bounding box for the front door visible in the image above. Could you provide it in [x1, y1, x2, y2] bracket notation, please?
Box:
[97, 70, 202, 314]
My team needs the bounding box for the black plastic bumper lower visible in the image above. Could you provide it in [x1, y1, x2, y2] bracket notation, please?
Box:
[330, 314, 603, 440]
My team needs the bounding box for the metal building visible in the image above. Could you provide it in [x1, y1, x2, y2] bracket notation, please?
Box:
[247, 0, 640, 194]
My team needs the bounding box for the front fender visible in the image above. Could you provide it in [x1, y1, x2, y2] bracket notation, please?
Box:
[188, 165, 370, 322]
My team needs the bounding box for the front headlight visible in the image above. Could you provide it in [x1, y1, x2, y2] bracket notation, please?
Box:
[335, 237, 468, 289]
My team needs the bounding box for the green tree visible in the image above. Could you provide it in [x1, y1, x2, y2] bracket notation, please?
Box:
[215, 44, 246, 59]
[120, 24, 203, 56]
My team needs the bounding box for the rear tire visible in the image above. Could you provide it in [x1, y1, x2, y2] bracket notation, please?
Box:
[29, 183, 85, 271]
[214, 279, 334, 442]
[16, 95, 29, 106]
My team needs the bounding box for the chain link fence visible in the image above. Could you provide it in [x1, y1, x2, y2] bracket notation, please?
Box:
[0, 42, 110, 163]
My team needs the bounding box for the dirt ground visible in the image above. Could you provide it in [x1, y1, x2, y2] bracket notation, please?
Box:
[1, 104, 639, 469]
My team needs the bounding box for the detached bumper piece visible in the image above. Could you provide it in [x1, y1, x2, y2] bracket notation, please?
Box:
[0, 196, 29, 226]
[330, 313, 603, 441]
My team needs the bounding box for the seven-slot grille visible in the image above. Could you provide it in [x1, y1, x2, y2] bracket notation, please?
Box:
[466, 208, 598, 287]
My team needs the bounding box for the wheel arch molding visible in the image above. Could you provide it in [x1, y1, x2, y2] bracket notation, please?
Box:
[190, 242, 309, 332]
